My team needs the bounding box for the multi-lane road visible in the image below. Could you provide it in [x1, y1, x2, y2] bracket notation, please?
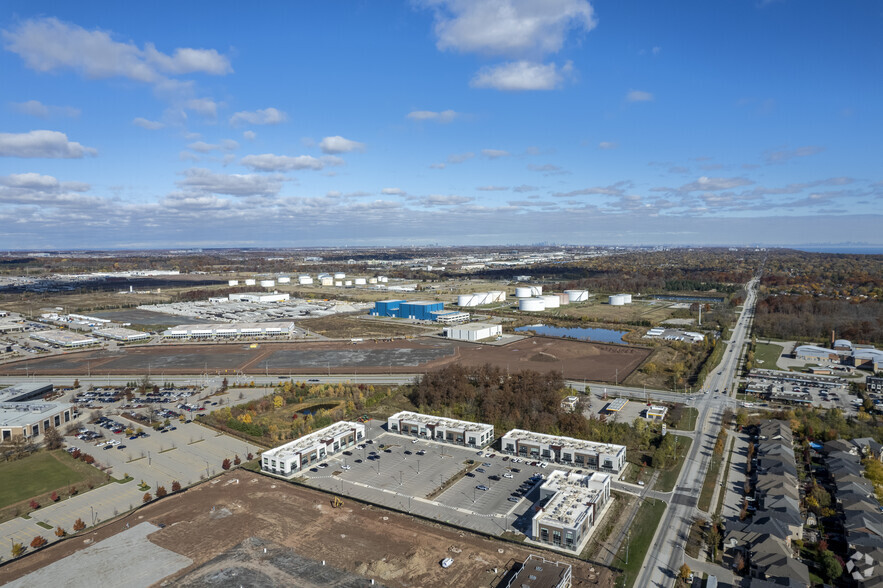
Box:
[634, 277, 758, 587]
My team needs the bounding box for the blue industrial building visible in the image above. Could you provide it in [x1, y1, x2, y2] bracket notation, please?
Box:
[371, 300, 446, 321]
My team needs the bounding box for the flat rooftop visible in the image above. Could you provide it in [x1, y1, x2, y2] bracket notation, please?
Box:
[537, 470, 609, 529]
[503, 429, 626, 455]
[263, 421, 361, 460]
[504, 555, 572, 588]
[389, 410, 493, 433]
[0, 382, 53, 403]
[0, 401, 75, 427]
[607, 398, 628, 412]
[445, 322, 499, 332]
[32, 330, 98, 344]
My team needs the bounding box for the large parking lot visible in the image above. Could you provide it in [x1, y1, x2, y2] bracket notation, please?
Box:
[65, 416, 261, 489]
[299, 428, 583, 541]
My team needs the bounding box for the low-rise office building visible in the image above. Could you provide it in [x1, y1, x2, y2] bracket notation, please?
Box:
[94, 327, 151, 342]
[31, 330, 99, 348]
[162, 321, 294, 339]
[502, 555, 572, 588]
[261, 421, 365, 477]
[501, 429, 627, 475]
[531, 470, 611, 553]
[387, 411, 494, 448]
[0, 382, 77, 441]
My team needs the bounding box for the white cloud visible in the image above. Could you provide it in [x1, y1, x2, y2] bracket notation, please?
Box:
[678, 176, 754, 192]
[427, 0, 596, 57]
[178, 151, 201, 162]
[652, 46, 661, 55]
[187, 140, 238, 153]
[2, 17, 231, 86]
[0, 172, 94, 206]
[528, 163, 563, 172]
[406, 109, 458, 123]
[429, 162, 447, 169]
[239, 153, 344, 172]
[381, 187, 407, 195]
[176, 168, 283, 197]
[229, 107, 288, 126]
[626, 90, 654, 102]
[764, 145, 824, 164]
[471, 61, 568, 91]
[481, 149, 510, 159]
[11, 100, 80, 118]
[419, 194, 474, 206]
[185, 98, 218, 117]
[319, 136, 365, 154]
[513, 184, 538, 192]
[132, 117, 165, 130]
[0, 130, 97, 158]
[598, 141, 618, 150]
[447, 152, 474, 164]
[477, 185, 508, 191]
[242, 130, 256, 141]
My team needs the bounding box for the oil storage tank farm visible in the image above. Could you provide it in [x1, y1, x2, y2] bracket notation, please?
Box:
[565, 289, 589, 302]
[519, 297, 546, 312]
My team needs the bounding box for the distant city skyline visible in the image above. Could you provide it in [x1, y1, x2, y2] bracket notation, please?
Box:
[1, 1, 881, 249]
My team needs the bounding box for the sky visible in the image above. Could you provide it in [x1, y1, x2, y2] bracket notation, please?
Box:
[1, 0, 881, 250]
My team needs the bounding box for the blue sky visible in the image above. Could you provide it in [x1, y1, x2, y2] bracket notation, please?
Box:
[1, 0, 881, 249]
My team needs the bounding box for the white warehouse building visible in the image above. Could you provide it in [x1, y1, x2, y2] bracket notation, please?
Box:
[228, 292, 290, 303]
[501, 429, 627, 475]
[387, 411, 494, 448]
[443, 323, 502, 342]
[261, 421, 365, 477]
[162, 321, 294, 339]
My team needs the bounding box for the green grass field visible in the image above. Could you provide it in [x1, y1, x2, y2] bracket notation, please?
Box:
[754, 342, 784, 369]
[0, 451, 99, 510]
[656, 435, 693, 492]
[614, 498, 667, 587]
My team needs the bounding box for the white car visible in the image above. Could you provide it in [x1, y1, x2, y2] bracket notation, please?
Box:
[503, 473, 514, 479]
[441, 558, 454, 568]
[411, 439, 418, 444]
[341, 464, 351, 470]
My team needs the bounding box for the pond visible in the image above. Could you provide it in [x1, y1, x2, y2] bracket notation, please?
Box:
[514, 324, 628, 344]
[297, 402, 340, 416]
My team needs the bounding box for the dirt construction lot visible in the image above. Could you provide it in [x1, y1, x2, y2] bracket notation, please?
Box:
[0, 470, 614, 588]
[1, 336, 650, 382]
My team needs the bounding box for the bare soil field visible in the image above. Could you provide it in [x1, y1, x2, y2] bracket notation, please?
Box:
[1, 337, 650, 382]
[552, 299, 680, 324]
[0, 470, 615, 588]
[300, 315, 435, 338]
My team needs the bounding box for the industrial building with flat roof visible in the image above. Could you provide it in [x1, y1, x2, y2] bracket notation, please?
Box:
[502, 555, 572, 588]
[387, 411, 494, 447]
[370, 300, 459, 322]
[261, 421, 365, 477]
[31, 330, 99, 348]
[162, 321, 295, 339]
[94, 327, 150, 342]
[443, 323, 501, 342]
[501, 429, 627, 475]
[229, 292, 290, 303]
[531, 470, 611, 553]
[0, 383, 77, 441]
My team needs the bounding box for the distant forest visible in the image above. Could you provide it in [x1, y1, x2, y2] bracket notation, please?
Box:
[754, 295, 883, 345]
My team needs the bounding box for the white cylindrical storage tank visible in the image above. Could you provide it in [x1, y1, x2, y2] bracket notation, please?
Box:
[489, 290, 506, 302]
[345, 280, 353, 286]
[355, 278, 367, 285]
[320, 277, 333, 286]
[368, 277, 378, 284]
[530, 285, 543, 296]
[609, 294, 626, 306]
[334, 272, 346, 279]
[515, 287, 533, 298]
[457, 294, 474, 307]
[378, 276, 388, 283]
[621, 293, 632, 304]
[335, 281, 343, 287]
[260, 280, 275, 288]
[519, 297, 546, 312]
[228, 280, 239, 286]
[542, 295, 560, 309]
[277, 276, 291, 284]
[245, 279, 256, 286]
[565, 289, 589, 302]
[557, 293, 570, 305]
[298, 276, 313, 285]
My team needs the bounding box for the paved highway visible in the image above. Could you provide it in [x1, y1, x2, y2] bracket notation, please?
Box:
[634, 277, 758, 588]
